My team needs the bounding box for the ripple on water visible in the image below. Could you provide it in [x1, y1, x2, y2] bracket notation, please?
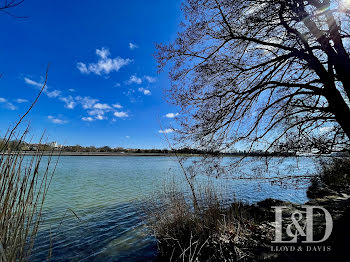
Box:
[31, 202, 157, 262]
[29, 156, 317, 261]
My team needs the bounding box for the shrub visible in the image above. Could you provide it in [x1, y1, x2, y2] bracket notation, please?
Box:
[144, 181, 270, 261]
[319, 158, 350, 187]
[311, 157, 350, 188]
[308, 157, 350, 198]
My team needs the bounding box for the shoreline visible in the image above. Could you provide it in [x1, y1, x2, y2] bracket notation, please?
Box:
[4, 151, 183, 157]
[2, 151, 327, 157]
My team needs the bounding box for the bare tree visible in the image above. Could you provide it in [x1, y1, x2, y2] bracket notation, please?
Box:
[157, 0, 350, 153]
[0, 0, 25, 17]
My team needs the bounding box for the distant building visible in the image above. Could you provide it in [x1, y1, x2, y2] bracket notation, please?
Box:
[311, 148, 320, 154]
[47, 141, 62, 148]
[48, 141, 57, 148]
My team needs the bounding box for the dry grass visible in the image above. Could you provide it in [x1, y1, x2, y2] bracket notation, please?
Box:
[0, 128, 57, 262]
[0, 66, 56, 262]
[144, 180, 269, 262]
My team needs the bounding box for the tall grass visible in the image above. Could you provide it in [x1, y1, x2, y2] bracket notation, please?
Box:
[0, 129, 57, 262]
[144, 179, 269, 261]
[0, 66, 57, 261]
[148, 133, 271, 261]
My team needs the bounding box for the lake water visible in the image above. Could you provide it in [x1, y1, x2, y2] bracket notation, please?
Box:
[31, 156, 318, 261]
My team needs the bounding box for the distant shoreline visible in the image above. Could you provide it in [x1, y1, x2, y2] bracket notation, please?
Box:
[5, 151, 182, 157]
[3, 151, 328, 157]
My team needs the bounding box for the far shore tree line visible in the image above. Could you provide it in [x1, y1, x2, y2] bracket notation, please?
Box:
[1, 139, 349, 156]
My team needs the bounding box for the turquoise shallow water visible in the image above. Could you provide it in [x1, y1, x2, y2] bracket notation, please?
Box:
[30, 156, 317, 261]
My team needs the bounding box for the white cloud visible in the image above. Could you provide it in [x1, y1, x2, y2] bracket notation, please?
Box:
[113, 103, 122, 109]
[158, 129, 175, 134]
[15, 98, 28, 103]
[68, 89, 75, 92]
[145, 76, 157, 83]
[48, 115, 67, 124]
[94, 103, 111, 110]
[114, 83, 121, 87]
[114, 111, 129, 118]
[129, 42, 139, 50]
[25, 76, 56, 98]
[46, 89, 61, 98]
[5, 103, 17, 110]
[77, 97, 121, 121]
[0, 98, 17, 110]
[59, 96, 76, 109]
[24, 77, 130, 121]
[23, 83, 99, 111]
[76, 63, 89, 74]
[138, 88, 151, 95]
[96, 47, 110, 59]
[165, 112, 179, 118]
[126, 136, 130, 139]
[96, 114, 104, 120]
[24, 77, 42, 88]
[77, 47, 132, 76]
[86, 103, 113, 120]
[126, 75, 142, 85]
[24, 77, 62, 100]
[82, 116, 94, 122]
[87, 108, 108, 120]
[76, 96, 99, 109]
[88, 109, 105, 116]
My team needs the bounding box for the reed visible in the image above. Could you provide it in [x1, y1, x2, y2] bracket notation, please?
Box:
[144, 180, 266, 261]
[0, 66, 56, 262]
[0, 128, 57, 262]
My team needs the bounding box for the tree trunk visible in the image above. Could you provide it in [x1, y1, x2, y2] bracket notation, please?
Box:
[326, 87, 350, 140]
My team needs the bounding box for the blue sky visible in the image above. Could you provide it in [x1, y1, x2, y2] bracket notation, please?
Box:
[0, 0, 182, 148]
